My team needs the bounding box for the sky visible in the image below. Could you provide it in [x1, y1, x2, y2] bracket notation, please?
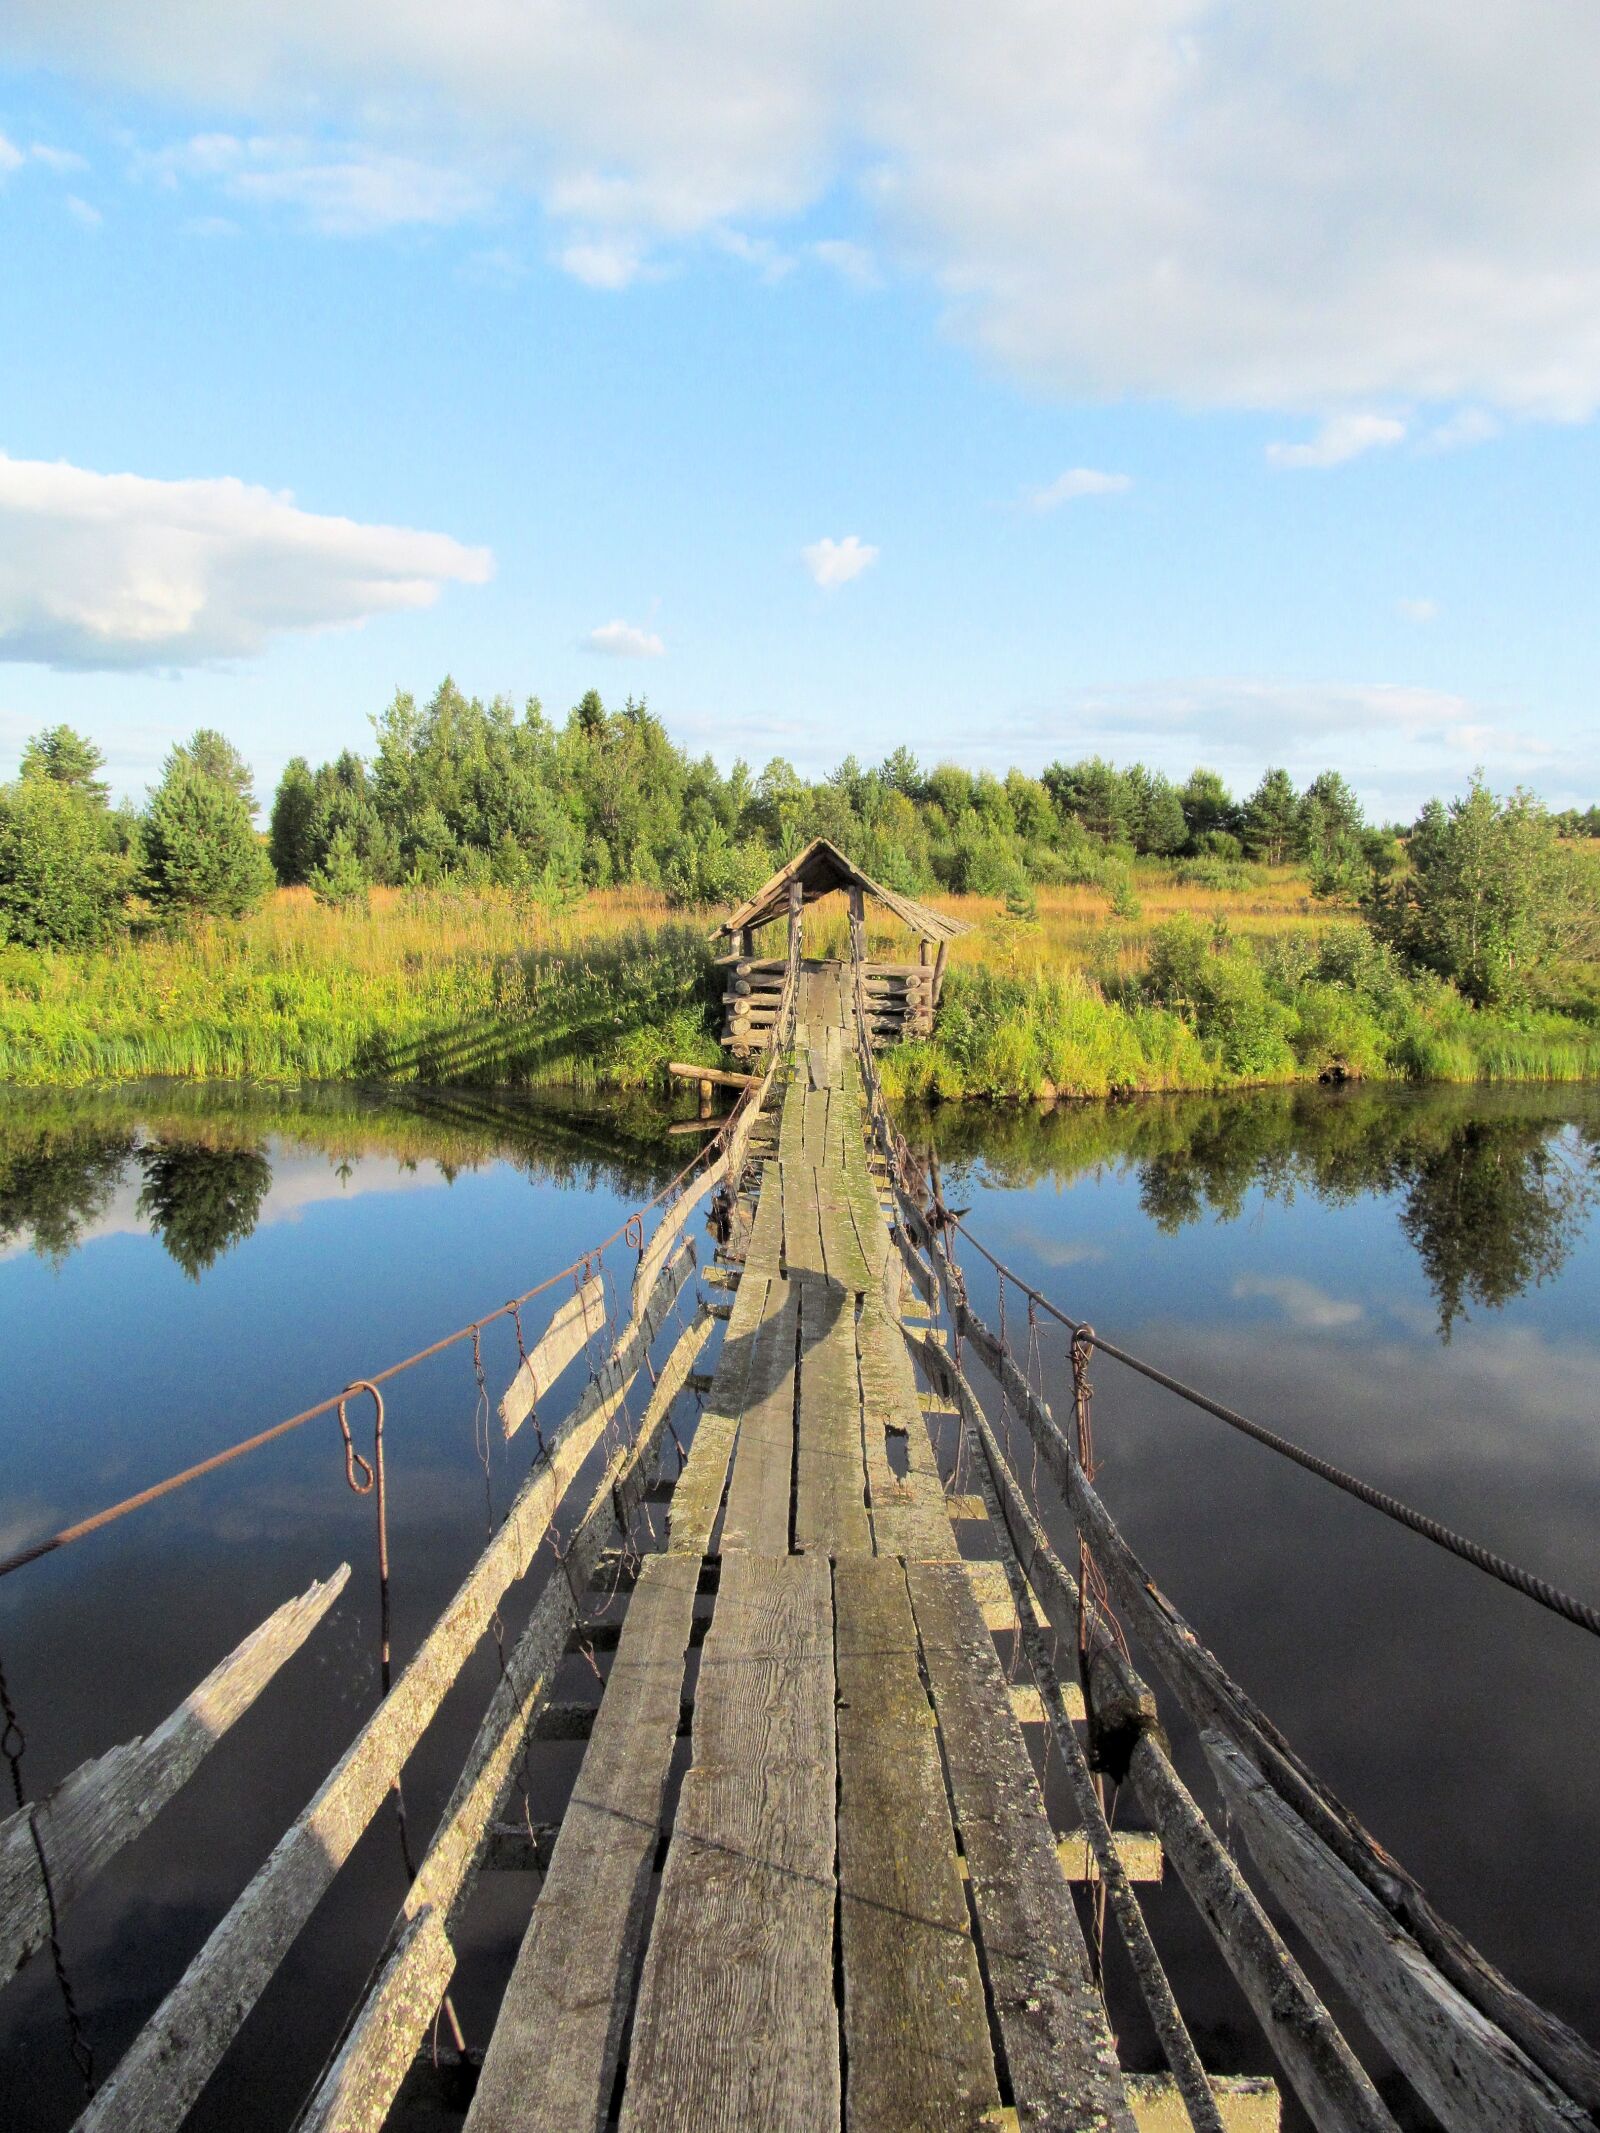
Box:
[0, 3, 1597, 821]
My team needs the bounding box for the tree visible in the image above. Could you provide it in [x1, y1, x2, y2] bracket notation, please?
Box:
[0, 778, 129, 947]
[143, 763, 274, 919]
[1298, 770, 1367, 898]
[137, 1141, 272, 1279]
[20, 724, 109, 805]
[1365, 777, 1600, 1004]
[270, 757, 319, 884]
[1241, 767, 1299, 865]
[1180, 767, 1236, 848]
[164, 728, 257, 813]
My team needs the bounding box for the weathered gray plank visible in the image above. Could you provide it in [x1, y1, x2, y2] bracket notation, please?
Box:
[719, 1279, 800, 1554]
[0, 1569, 348, 1988]
[631, 1154, 727, 1318]
[466, 1554, 702, 2133]
[834, 1557, 998, 2128]
[294, 1573, 577, 2133]
[793, 1277, 871, 1558]
[855, 1296, 954, 1562]
[76, 1246, 696, 2133]
[500, 1275, 604, 1438]
[1205, 1735, 1589, 2133]
[620, 1553, 839, 2132]
[905, 1560, 1135, 2133]
[669, 1276, 769, 1556]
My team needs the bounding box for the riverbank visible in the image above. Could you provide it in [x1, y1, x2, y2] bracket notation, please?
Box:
[1, 878, 1596, 1096]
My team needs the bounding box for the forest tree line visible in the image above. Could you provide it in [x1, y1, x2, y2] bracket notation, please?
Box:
[2, 677, 1597, 1009]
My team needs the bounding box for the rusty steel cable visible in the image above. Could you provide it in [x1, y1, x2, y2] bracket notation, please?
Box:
[0, 1127, 740, 1586]
[943, 1212, 1600, 1641]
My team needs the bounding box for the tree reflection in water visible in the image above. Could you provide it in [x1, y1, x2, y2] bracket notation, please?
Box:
[910, 1083, 1600, 1339]
[134, 1141, 273, 1280]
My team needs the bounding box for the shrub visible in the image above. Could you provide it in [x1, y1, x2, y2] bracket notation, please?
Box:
[0, 780, 129, 949]
[143, 767, 275, 920]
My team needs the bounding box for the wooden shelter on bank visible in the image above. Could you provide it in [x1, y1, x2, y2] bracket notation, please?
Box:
[715, 837, 968, 1057]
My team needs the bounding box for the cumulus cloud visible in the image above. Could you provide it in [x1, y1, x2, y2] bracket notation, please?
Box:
[15, 3, 1600, 415]
[0, 453, 491, 669]
[803, 535, 879, 589]
[1232, 1274, 1363, 1331]
[1029, 467, 1131, 510]
[1266, 413, 1406, 468]
[141, 133, 489, 235]
[584, 619, 665, 657]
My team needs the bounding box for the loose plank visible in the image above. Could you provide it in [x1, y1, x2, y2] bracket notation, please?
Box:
[834, 1558, 998, 2129]
[1205, 1735, 1588, 2133]
[0, 1568, 348, 1986]
[500, 1275, 604, 1438]
[905, 1561, 1135, 2133]
[78, 1244, 694, 2133]
[465, 1555, 702, 2133]
[620, 1553, 839, 2133]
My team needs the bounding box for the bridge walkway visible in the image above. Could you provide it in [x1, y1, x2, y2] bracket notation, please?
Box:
[466, 964, 1135, 2133]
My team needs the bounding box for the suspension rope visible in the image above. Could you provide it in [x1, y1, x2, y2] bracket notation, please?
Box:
[0, 1127, 738, 1586]
[842, 961, 1600, 1642]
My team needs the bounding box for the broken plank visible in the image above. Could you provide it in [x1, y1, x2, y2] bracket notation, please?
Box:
[620, 1553, 839, 2132]
[1, 1568, 348, 1987]
[499, 1275, 604, 1438]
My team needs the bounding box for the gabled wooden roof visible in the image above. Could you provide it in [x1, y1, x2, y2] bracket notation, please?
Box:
[718, 837, 969, 942]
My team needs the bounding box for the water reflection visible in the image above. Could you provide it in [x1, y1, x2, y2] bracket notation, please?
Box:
[0, 1084, 685, 1277]
[910, 1084, 1600, 1336]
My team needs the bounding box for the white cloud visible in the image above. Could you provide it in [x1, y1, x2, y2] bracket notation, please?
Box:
[0, 134, 23, 175]
[584, 619, 665, 657]
[557, 237, 647, 289]
[30, 143, 88, 173]
[1396, 596, 1438, 623]
[0, 453, 492, 670]
[65, 193, 102, 228]
[811, 238, 880, 289]
[141, 133, 489, 235]
[1232, 1274, 1363, 1331]
[1029, 466, 1132, 510]
[1422, 408, 1502, 453]
[803, 534, 879, 589]
[1266, 413, 1406, 469]
[18, 4, 1600, 417]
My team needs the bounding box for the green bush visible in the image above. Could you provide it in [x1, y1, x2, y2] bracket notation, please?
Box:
[143, 767, 274, 920]
[0, 781, 130, 949]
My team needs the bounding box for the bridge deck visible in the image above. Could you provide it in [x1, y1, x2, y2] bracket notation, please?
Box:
[467, 968, 1133, 2133]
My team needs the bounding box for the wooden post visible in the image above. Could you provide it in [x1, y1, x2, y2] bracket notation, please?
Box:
[739, 927, 754, 959]
[788, 877, 804, 962]
[932, 939, 949, 1004]
[698, 1078, 713, 1119]
[919, 938, 931, 968]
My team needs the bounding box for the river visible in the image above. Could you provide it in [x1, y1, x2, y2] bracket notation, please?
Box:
[2, 1079, 1597, 2127]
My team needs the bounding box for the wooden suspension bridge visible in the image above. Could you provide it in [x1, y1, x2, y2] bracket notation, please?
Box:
[3, 846, 1598, 2133]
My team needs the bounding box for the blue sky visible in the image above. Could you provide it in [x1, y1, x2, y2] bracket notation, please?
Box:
[1, 5, 1596, 819]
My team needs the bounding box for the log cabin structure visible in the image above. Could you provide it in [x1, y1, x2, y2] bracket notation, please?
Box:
[714, 836, 967, 1055]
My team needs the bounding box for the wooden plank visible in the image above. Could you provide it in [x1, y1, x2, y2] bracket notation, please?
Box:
[905, 1561, 1135, 2133]
[720, 1278, 800, 1553]
[0, 1570, 348, 1987]
[834, 1557, 999, 2129]
[855, 1296, 955, 1562]
[742, 1155, 785, 1279]
[620, 1553, 839, 2132]
[465, 1555, 702, 2133]
[77, 1250, 696, 2133]
[294, 1572, 577, 2133]
[500, 1275, 604, 1438]
[1205, 1735, 1589, 2133]
[1124, 2076, 1281, 2132]
[792, 1277, 871, 1558]
[668, 1276, 769, 1556]
[632, 1156, 726, 1318]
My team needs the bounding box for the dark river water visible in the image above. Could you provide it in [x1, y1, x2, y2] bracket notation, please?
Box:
[1, 1079, 1597, 2128]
